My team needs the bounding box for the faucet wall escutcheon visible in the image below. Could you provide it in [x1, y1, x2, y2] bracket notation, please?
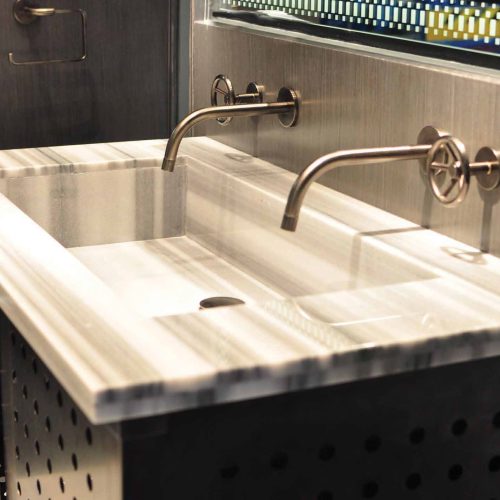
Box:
[163, 74, 300, 172]
[281, 126, 500, 232]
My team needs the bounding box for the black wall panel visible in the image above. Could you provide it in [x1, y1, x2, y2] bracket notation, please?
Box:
[0, 0, 179, 149]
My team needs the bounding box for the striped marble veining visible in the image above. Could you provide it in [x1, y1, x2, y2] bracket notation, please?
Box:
[0, 143, 187, 248]
[0, 139, 185, 178]
[2, 137, 500, 423]
[69, 237, 281, 318]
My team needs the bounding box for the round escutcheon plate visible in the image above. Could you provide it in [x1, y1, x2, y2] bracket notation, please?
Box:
[475, 146, 500, 192]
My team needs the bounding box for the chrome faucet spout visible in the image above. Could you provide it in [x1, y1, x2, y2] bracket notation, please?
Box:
[281, 144, 432, 232]
[162, 101, 296, 172]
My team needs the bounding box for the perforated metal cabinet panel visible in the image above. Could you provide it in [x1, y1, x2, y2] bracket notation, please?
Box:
[1, 325, 122, 500]
[150, 361, 500, 500]
[4, 315, 500, 499]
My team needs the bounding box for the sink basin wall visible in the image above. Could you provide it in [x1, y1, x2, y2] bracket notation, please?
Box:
[1, 151, 434, 306]
[1, 166, 186, 247]
[185, 157, 434, 297]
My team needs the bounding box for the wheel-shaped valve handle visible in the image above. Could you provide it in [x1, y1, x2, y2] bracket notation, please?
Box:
[426, 136, 470, 207]
[211, 75, 236, 126]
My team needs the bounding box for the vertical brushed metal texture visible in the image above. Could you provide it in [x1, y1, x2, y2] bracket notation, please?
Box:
[190, 5, 500, 257]
[0, 0, 179, 149]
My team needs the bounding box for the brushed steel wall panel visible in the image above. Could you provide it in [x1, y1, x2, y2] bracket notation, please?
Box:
[190, 11, 500, 257]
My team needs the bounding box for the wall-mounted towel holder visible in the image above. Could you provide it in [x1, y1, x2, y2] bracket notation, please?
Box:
[8, 0, 87, 66]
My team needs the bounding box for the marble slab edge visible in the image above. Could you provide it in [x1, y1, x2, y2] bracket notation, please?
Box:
[0, 139, 187, 179]
[91, 324, 500, 423]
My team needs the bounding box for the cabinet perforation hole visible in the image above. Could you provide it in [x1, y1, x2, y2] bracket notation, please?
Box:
[448, 464, 463, 481]
[270, 451, 288, 470]
[362, 481, 379, 498]
[36, 478, 41, 494]
[364, 435, 381, 452]
[43, 375, 50, 391]
[16, 481, 21, 495]
[34, 440, 40, 456]
[451, 418, 468, 436]
[317, 491, 333, 500]
[409, 426, 425, 444]
[46, 458, 52, 474]
[406, 473, 422, 490]
[45, 416, 51, 433]
[493, 412, 500, 429]
[59, 476, 65, 493]
[58, 434, 64, 451]
[85, 427, 93, 446]
[22, 385, 28, 400]
[14, 410, 19, 423]
[318, 444, 335, 461]
[56, 391, 63, 408]
[31, 358, 38, 374]
[15, 446, 20, 460]
[219, 464, 239, 479]
[71, 408, 78, 426]
[23, 424, 29, 439]
[25, 462, 30, 477]
[21, 344, 26, 359]
[33, 400, 39, 415]
[489, 456, 500, 472]
[86, 473, 93, 491]
[12, 370, 17, 382]
[71, 453, 78, 471]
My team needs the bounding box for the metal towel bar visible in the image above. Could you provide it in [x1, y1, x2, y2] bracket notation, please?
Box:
[8, 0, 87, 66]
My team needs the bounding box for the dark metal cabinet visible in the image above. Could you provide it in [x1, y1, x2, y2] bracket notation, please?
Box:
[3, 317, 500, 499]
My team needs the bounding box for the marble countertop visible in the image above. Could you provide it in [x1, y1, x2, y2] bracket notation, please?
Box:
[2, 137, 500, 424]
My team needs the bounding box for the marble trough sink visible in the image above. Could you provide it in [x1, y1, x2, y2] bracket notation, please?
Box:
[2, 139, 433, 318]
[1, 137, 500, 423]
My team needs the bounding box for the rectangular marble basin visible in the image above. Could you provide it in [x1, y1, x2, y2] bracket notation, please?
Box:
[3, 137, 500, 424]
[2, 140, 433, 318]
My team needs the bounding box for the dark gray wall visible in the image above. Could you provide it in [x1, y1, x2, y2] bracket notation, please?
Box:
[0, 0, 179, 149]
[178, 1, 191, 119]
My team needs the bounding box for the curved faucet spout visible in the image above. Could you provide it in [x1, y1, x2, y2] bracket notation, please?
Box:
[162, 101, 296, 172]
[281, 144, 432, 232]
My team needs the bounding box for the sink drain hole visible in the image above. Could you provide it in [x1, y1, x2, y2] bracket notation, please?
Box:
[199, 297, 245, 310]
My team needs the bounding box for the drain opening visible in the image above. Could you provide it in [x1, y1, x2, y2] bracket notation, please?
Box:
[199, 297, 245, 310]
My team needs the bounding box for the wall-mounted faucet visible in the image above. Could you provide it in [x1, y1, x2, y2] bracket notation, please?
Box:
[281, 126, 500, 232]
[162, 75, 299, 172]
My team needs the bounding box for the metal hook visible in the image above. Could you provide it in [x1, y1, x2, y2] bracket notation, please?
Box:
[8, 0, 87, 66]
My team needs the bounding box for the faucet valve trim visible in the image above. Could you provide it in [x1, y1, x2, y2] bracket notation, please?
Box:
[210, 75, 265, 126]
[163, 75, 300, 172]
[281, 126, 500, 232]
[426, 138, 500, 205]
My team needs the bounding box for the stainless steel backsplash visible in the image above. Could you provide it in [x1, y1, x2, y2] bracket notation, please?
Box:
[191, 0, 500, 257]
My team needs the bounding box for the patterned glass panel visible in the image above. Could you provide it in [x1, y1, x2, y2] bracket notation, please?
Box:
[211, 0, 500, 67]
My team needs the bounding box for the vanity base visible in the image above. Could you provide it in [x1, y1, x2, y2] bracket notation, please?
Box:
[3, 318, 500, 499]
